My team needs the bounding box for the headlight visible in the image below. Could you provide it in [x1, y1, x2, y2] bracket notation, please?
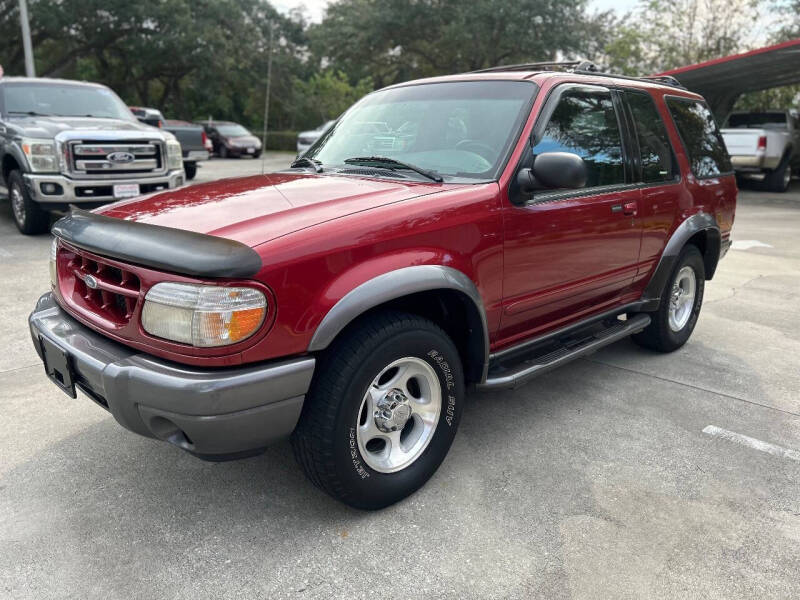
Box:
[141, 282, 267, 347]
[166, 139, 183, 170]
[49, 237, 58, 287]
[21, 138, 58, 173]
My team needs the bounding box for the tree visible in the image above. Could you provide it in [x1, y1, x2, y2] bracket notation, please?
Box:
[293, 71, 373, 124]
[310, 0, 599, 88]
[602, 0, 766, 74]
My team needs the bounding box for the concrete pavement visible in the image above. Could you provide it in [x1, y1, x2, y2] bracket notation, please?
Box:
[1, 164, 798, 599]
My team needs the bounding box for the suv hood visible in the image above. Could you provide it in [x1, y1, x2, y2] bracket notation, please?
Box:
[7, 116, 163, 139]
[98, 172, 445, 248]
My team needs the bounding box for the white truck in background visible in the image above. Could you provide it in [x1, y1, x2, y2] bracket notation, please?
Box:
[721, 110, 799, 192]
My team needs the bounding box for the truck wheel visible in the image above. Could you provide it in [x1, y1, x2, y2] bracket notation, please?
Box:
[633, 244, 705, 352]
[292, 311, 464, 509]
[184, 162, 197, 180]
[219, 146, 228, 159]
[8, 170, 49, 235]
[765, 156, 792, 192]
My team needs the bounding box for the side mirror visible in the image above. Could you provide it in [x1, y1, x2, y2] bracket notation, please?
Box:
[517, 152, 588, 193]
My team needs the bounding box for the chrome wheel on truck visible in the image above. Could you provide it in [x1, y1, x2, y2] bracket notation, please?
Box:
[292, 311, 464, 510]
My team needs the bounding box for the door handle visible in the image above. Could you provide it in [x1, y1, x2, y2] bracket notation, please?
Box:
[623, 201, 638, 216]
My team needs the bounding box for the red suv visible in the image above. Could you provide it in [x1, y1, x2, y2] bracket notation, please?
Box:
[30, 64, 736, 509]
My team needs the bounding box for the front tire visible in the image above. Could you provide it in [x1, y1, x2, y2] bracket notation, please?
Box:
[8, 170, 49, 235]
[633, 244, 705, 352]
[292, 311, 465, 509]
[184, 162, 197, 180]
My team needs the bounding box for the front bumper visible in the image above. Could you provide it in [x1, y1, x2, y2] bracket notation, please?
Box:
[29, 293, 314, 460]
[24, 170, 185, 205]
[184, 150, 210, 162]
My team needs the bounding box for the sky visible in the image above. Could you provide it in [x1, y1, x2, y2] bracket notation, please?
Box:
[273, 0, 641, 23]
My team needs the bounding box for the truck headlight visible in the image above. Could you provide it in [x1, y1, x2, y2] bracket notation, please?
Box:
[21, 138, 58, 173]
[141, 282, 266, 347]
[166, 140, 183, 170]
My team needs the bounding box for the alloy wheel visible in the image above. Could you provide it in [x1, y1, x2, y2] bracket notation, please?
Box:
[356, 357, 442, 473]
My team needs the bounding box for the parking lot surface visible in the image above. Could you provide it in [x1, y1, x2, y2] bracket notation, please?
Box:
[1, 160, 799, 599]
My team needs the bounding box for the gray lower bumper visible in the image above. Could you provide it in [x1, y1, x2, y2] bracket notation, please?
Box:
[29, 293, 314, 459]
[24, 170, 185, 204]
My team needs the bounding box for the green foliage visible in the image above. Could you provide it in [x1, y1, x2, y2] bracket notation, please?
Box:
[601, 0, 767, 74]
[293, 71, 373, 123]
[308, 0, 601, 87]
[735, 86, 800, 111]
[264, 130, 300, 151]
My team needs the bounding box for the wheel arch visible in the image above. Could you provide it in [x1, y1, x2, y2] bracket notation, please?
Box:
[308, 265, 490, 384]
[2, 153, 21, 185]
[642, 212, 721, 305]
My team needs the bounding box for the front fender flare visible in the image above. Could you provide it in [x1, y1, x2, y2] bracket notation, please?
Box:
[308, 265, 490, 381]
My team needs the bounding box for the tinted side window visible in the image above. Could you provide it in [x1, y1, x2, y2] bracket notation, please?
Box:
[667, 98, 732, 178]
[625, 92, 677, 183]
[533, 88, 625, 188]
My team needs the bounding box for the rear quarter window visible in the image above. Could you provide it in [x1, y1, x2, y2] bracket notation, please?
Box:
[666, 98, 732, 178]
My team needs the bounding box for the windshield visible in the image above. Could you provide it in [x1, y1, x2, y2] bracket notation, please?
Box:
[305, 80, 537, 181]
[726, 113, 787, 129]
[2, 83, 134, 120]
[217, 124, 251, 136]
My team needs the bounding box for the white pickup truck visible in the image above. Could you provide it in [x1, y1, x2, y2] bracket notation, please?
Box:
[721, 111, 799, 192]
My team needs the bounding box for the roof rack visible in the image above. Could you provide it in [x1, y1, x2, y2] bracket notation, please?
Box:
[471, 60, 583, 73]
[470, 60, 687, 89]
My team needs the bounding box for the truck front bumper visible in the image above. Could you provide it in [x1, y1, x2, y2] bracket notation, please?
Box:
[29, 292, 314, 460]
[24, 170, 185, 205]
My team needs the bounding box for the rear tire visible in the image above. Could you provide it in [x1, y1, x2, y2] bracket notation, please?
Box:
[291, 311, 465, 509]
[219, 145, 228, 159]
[633, 244, 705, 352]
[8, 170, 49, 235]
[765, 155, 792, 192]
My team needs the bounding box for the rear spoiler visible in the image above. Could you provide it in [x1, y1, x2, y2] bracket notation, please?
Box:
[52, 207, 262, 278]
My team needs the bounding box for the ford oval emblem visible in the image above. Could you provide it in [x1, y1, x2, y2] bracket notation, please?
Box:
[107, 151, 135, 164]
[84, 274, 99, 289]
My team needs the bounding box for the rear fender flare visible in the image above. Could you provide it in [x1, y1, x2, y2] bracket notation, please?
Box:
[308, 265, 490, 381]
[642, 212, 720, 304]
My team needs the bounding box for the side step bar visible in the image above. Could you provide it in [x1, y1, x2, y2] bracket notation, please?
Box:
[477, 314, 651, 391]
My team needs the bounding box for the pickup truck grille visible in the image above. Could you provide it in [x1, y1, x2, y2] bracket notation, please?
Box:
[57, 245, 141, 326]
[66, 140, 165, 179]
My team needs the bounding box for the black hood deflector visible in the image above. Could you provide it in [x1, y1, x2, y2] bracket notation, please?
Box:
[52, 207, 262, 278]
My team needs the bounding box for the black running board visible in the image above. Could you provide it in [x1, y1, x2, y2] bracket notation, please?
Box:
[477, 314, 651, 390]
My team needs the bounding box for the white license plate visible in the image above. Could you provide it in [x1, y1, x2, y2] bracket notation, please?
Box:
[247, 147, 255, 154]
[113, 183, 140, 199]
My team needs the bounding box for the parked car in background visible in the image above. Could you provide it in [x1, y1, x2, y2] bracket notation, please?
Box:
[721, 110, 799, 192]
[130, 107, 210, 180]
[30, 66, 736, 509]
[296, 120, 335, 154]
[0, 77, 184, 234]
[196, 120, 261, 158]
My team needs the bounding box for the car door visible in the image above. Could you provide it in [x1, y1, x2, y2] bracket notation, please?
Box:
[620, 89, 682, 291]
[499, 84, 643, 344]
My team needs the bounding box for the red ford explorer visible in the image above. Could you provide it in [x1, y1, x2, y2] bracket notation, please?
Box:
[30, 63, 736, 509]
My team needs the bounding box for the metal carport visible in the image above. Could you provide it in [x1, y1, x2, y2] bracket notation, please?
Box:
[658, 38, 800, 121]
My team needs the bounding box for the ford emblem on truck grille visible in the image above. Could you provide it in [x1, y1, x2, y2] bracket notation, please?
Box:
[107, 151, 135, 164]
[84, 275, 99, 289]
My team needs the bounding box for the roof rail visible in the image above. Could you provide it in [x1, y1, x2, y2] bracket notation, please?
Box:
[471, 60, 582, 74]
[470, 60, 687, 89]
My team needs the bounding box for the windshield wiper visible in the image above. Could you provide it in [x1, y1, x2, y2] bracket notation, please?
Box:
[8, 110, 52, 117]
[290, 156, 323, 173]
[343, 156, 443, 182]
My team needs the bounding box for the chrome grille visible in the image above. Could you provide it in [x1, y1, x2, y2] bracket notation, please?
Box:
[67, 140, 165, 178]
